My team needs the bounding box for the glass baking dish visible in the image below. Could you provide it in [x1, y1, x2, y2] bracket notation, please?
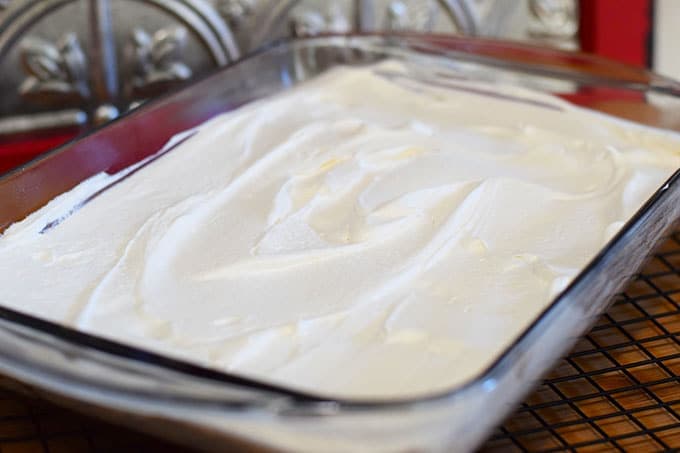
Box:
[1, 34, 680, 452]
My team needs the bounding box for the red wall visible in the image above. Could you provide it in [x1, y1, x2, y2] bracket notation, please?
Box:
[580, 0, 653, 67]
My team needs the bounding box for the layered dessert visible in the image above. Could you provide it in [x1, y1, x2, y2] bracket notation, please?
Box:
[1, 62, 679, 399]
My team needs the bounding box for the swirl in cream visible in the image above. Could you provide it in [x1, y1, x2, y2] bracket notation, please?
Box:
[1, 62, 679, 398]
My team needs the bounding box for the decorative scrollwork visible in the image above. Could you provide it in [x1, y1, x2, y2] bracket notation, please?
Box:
[289, 4, 350, 37]
[215, 0, 255, 27]
[0, 0, 239, 135]
[125, 26, 192, 99]
[19, 33, 90, 106]
[386, 0, 436, 31]
[528, 0, 577, 38]
[387, 1, 408, 30]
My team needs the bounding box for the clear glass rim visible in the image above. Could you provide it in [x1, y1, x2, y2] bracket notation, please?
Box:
[1, 33, 679, 411]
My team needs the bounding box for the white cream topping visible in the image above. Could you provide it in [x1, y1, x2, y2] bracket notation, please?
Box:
[1, 62, 679, 399]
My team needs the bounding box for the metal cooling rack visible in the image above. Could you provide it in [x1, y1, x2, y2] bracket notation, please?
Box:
[483, 232, 680, 452]
[0, 234, 679, 452]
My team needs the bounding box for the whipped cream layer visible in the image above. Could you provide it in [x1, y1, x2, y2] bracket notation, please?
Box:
[2, 63, 679, 399]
